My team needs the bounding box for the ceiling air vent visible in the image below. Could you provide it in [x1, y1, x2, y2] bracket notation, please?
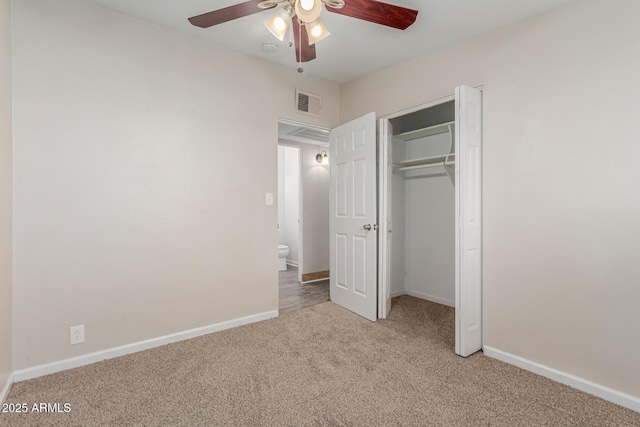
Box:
[287, 127, 330, 144]
[296, 89, 322, 117]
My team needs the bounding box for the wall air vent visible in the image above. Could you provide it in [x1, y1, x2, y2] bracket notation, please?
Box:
[296, 88, 322, 117]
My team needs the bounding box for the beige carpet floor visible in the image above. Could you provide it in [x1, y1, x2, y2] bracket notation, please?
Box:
[2, 296, 639, 426]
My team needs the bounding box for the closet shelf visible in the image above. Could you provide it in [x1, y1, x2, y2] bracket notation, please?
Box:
[394, 121, 454, 141]
[394, 153, 455, 170]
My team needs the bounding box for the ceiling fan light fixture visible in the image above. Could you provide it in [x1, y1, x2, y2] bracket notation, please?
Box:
[300, 0, 315, 10]
[264, 5, 294, 41]
[305, 18, 330, 45]
[295, 0, 321, 23]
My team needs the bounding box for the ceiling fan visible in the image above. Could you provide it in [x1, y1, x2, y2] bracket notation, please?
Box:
[188, 0, 418, 64]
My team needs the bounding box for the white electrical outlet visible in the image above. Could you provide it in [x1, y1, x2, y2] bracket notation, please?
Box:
[70, 325, 85, 345]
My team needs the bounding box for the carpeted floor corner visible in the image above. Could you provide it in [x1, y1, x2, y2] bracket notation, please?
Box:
[2, 296, 639, 426]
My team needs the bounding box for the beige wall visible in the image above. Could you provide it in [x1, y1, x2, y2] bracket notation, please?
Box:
[11, 0, 339, 370]
[0, 0, 13, 394]
[342, 0, 640, 398]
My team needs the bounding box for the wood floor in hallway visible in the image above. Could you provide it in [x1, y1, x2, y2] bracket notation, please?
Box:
[279, 266, 329, 313]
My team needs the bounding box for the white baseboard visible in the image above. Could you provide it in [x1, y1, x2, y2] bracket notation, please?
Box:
[0, 372, 13, 404]
[483, 345, 640, 413]
[390, 288, 406, 298]
[13, 310, 279, 383]
[286, 260, 299, 268]
[405, 290, 455, 307]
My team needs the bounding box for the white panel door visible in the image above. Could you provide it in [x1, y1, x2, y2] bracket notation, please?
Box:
[378, 118, 393, 319]
[330, 112, 377, 322]
[455, 85, 483, 357]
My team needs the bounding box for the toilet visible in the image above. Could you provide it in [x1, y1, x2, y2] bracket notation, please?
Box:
[278, 245, 290, 271]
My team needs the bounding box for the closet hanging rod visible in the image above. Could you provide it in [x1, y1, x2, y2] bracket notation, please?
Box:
[397, 160, 455, 172]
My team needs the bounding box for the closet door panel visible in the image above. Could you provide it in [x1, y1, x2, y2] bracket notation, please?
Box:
[378, 119, 394, 318]
[455, 85, 483, 357]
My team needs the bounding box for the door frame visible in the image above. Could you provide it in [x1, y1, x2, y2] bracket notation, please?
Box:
[378, 87, 483, 355]
[277, 118, 332, 284]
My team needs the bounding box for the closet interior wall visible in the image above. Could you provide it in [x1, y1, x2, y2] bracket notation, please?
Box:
[390, 101, 456, 307]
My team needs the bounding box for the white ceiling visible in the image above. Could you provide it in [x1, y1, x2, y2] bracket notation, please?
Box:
[84, 0, 574, 84]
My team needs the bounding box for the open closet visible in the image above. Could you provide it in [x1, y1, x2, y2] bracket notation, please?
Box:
[388, 100, 456, 307]
[329, 85, 482, 357]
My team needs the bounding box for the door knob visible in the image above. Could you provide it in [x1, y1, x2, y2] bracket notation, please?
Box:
[363, 224, 372, 230]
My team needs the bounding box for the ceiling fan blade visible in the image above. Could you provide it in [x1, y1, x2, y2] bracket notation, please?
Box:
[188, 0, 274, 28]
[326, 0, 418, 30]
[292, 20, 317, 62]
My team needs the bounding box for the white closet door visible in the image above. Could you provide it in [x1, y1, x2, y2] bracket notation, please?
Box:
[330, 112, 377, 322]
[378, 119, 393, 319]
[455, 85, 483, 357]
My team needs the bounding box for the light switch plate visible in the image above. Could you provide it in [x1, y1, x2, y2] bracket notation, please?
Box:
[266, 193, 274, 206]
